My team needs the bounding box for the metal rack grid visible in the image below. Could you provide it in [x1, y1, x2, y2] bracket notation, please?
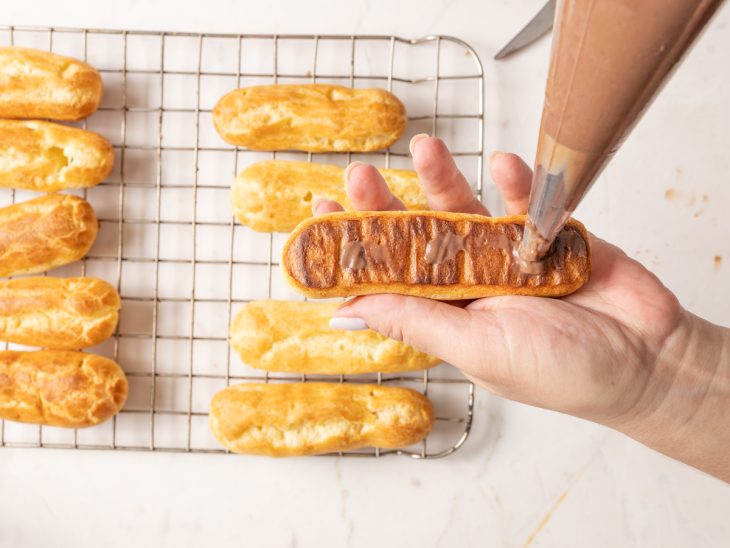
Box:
[0, 25, 484, 458]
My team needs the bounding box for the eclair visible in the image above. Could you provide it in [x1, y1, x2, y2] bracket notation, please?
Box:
[283, 211, 591, 299]
[0, 277, 120, 349]
[231, 160, 428, 232]
[209, 382, 434, 456]
[0, 120, 114, 192]
[0, 46, 103, 120]
[213, 84, 406, 152]
[0, 350, 127, 428]
[230, 300, 439, 374]
[0, 194, 99, 278]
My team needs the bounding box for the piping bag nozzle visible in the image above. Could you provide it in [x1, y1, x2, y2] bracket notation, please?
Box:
[517, 165, 573, 272]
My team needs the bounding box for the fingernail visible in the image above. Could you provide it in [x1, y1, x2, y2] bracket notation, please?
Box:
[311, 196, 330, 214]
[409, 133, 429, 157]
[329, 317, 368, 331]
[488, 150, 503, 166]
[343, 161, 366, 185]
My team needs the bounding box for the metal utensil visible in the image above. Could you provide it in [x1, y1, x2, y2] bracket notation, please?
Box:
[494, 0, 556, 60]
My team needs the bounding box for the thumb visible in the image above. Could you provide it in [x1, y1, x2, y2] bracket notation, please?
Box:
[330, 294, 491, 368]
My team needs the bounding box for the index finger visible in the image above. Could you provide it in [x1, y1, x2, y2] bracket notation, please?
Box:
[488, 152, 533, 215]
[410, 134, 490, 216]
[345, 162, 407, 212]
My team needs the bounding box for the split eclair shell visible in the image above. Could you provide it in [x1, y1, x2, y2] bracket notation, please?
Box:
[283, 211, 591, 300]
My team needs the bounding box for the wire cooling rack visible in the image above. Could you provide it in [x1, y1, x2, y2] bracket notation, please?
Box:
[0, 25, 484, 458]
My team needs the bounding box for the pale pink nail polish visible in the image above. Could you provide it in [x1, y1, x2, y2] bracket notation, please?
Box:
[329, 317, 368, 331]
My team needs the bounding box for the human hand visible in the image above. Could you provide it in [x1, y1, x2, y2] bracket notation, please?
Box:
[315, 134, 730, 481]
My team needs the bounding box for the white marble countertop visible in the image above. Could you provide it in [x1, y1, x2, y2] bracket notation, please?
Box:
[1, 1, 729, 547]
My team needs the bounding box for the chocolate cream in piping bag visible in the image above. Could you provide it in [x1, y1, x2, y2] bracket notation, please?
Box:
[518, 0, 724, 270]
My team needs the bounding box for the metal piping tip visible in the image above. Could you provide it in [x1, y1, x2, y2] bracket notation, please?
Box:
[518, 163, 573, 272]
[517, 217, 553, 274]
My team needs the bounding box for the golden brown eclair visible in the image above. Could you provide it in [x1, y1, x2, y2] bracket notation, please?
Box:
[0, 194, 99, 278]
[0, 47, 103, 121]
[213, 84, 406, 152]
[0, 350, 128, 428]
[209, 382, 434, 456]
[230, 300, 439, 374]
[0, 277, 120, 350]
[283, 211, 591, 300]
[232, 160, 428, 232]
[0, 120, 114, 192]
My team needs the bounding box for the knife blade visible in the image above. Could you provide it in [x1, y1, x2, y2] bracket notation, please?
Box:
[494, 0, 557, 60]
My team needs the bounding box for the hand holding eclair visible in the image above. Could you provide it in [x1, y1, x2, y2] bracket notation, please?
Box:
[318, 134, 730, 483]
